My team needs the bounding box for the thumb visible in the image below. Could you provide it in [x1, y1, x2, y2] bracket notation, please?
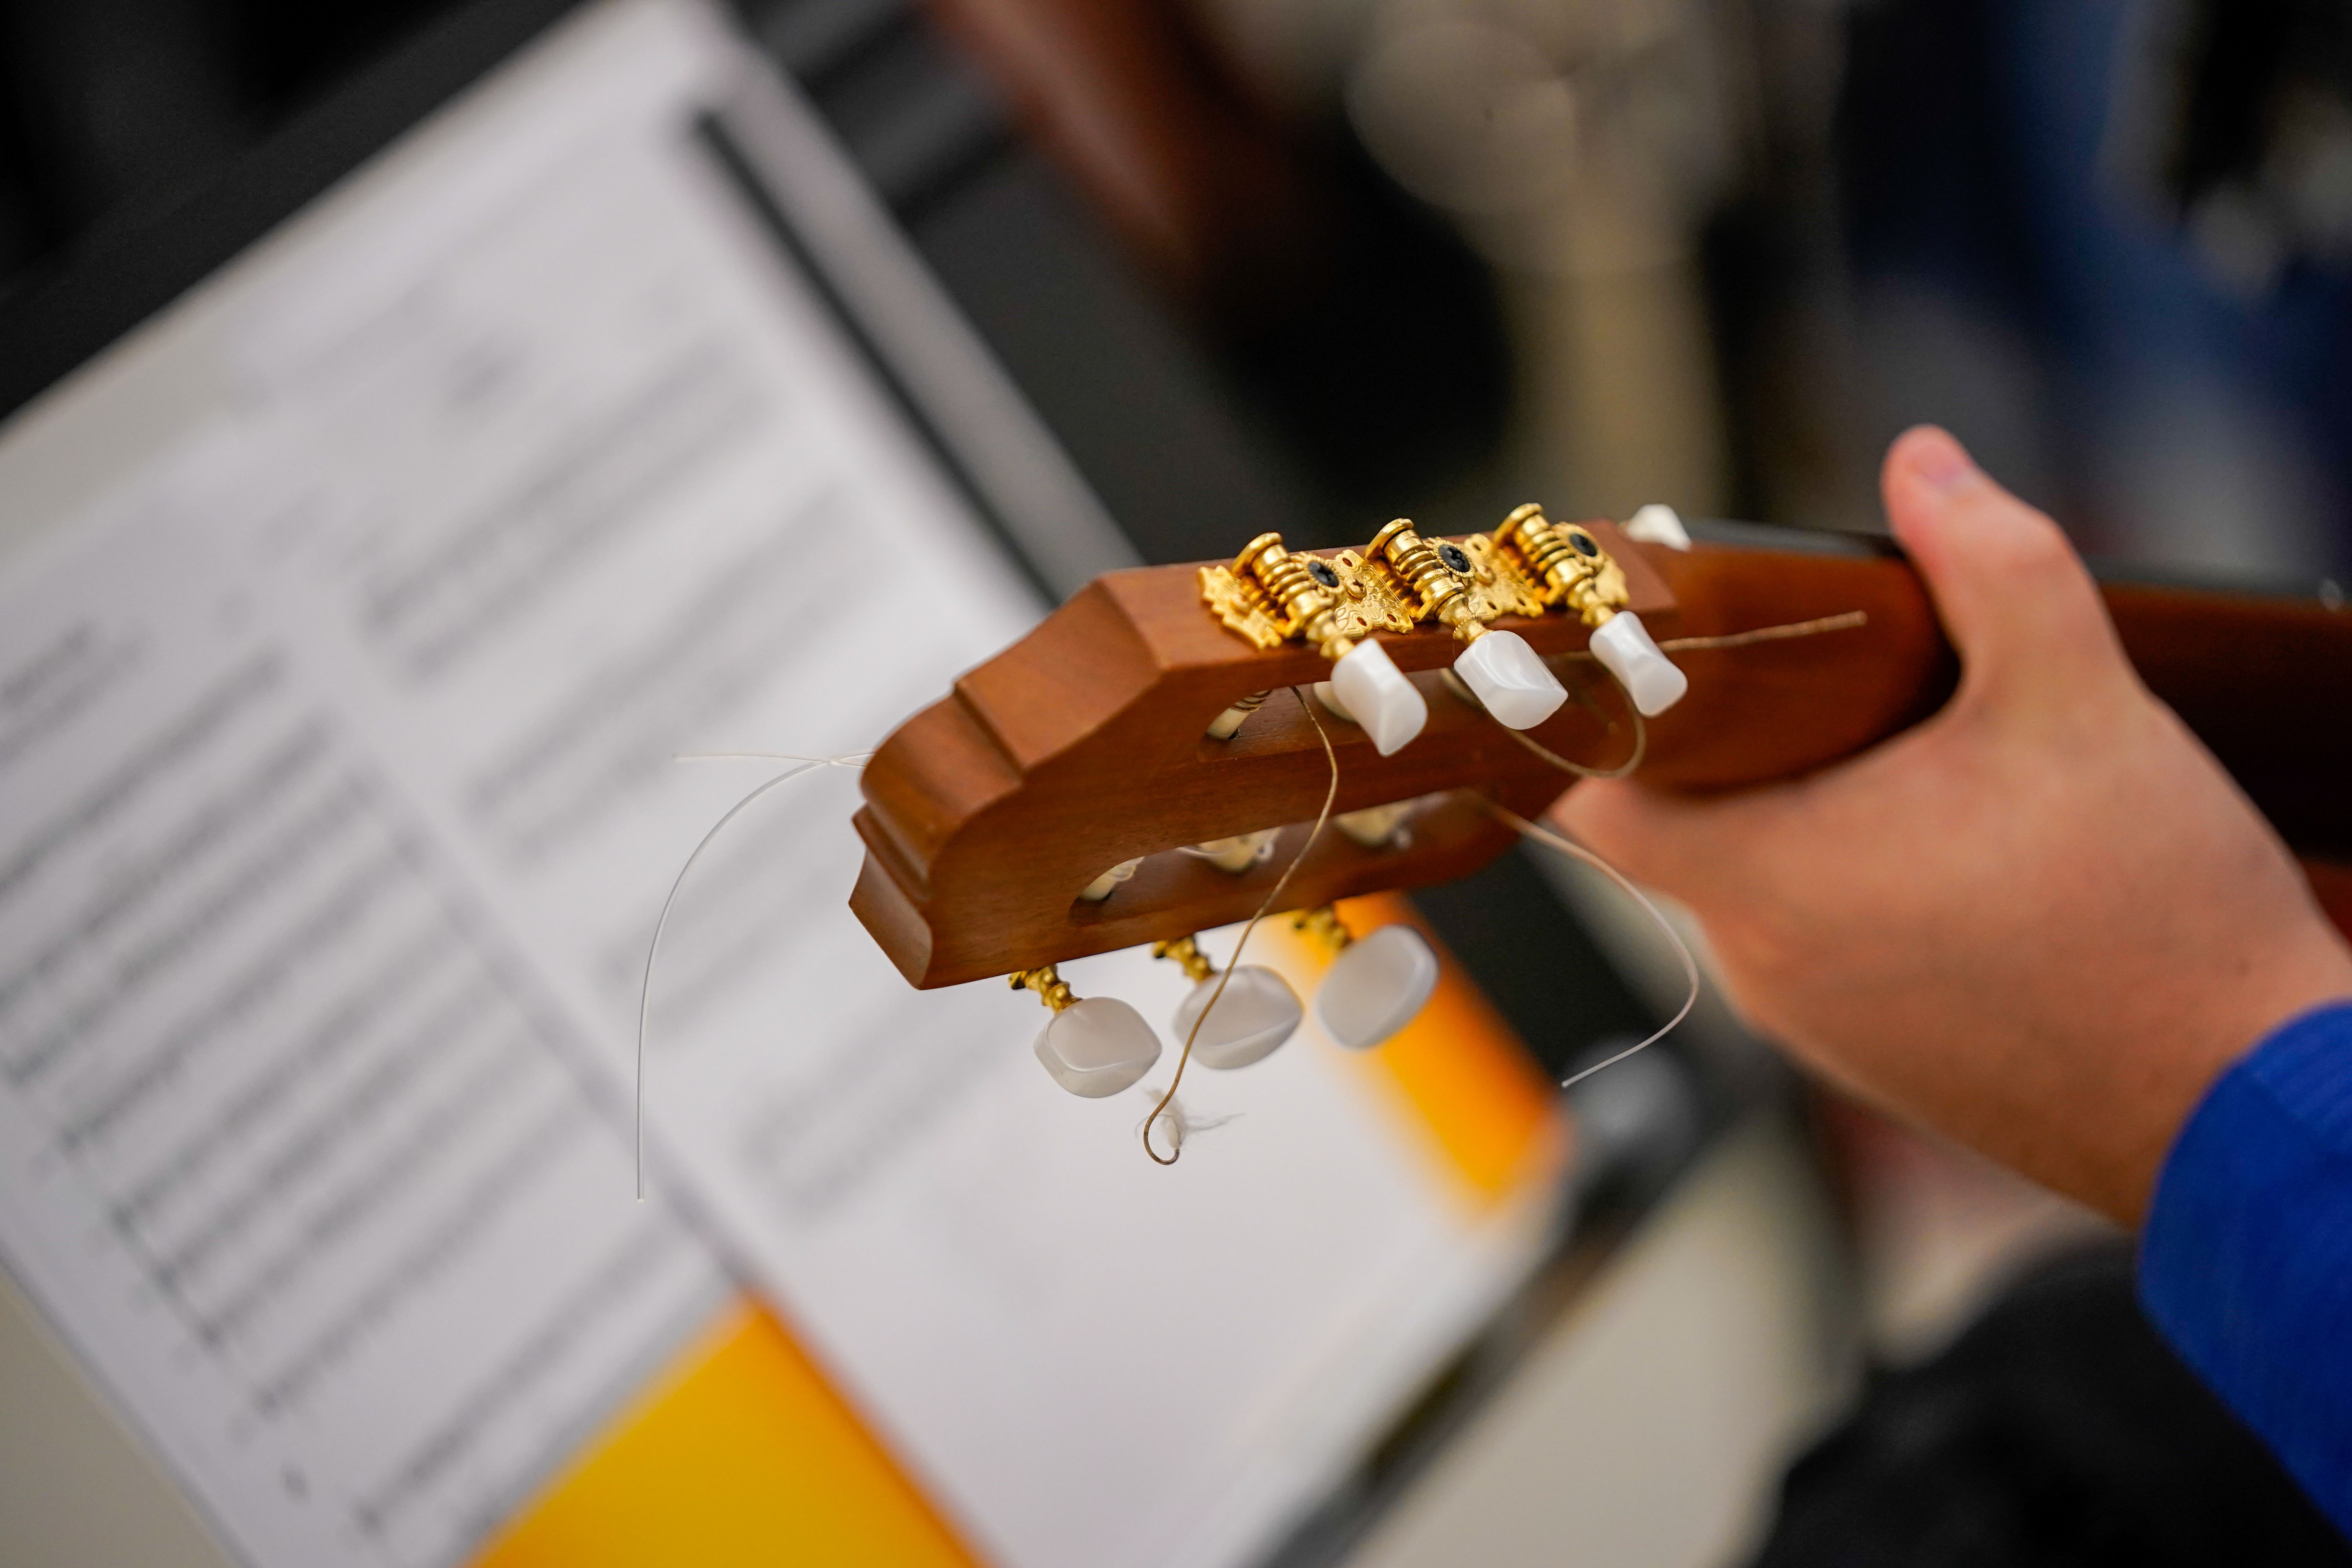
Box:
[1881, 426, 2127, 708]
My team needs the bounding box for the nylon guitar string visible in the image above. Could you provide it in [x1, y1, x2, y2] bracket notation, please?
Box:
[635, 751, 870, 1200]
[1143, 688, 1340, 1166]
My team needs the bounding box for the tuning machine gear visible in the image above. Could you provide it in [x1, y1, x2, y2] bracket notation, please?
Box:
[1492, 504, 1687, 716]
[1200, 534, 1426, 754]
[1365, 519, 1566, 730]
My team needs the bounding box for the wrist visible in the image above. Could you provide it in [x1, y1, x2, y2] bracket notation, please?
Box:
[2121, 935, 2352, 1225]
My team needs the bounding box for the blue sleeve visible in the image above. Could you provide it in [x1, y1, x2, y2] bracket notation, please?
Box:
[2140, 999, 2352, 1535]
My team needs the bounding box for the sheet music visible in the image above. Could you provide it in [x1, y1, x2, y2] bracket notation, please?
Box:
[0, 6, 1564, 1567]
[0, 485, 728, 1568]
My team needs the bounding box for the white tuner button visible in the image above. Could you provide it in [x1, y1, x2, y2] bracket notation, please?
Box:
[1452, 630, 1566, 730]
[1034, 997, 1162, 1097]
[1327, 641, 1426, 755]
[1622, 503, 1692, 550]
[1589, 612, 1688, 716]
[1174, 965, 1303, 1070]
[1314, 925, 1439, 1050]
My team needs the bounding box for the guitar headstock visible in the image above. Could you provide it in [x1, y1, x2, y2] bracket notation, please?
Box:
[849, 516, 1680, 991]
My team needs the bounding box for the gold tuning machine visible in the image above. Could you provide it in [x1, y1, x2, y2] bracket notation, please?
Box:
[1493, 504, 1688, 717]
[1014, 966, 1165, 1097]
[1365, 518, 1546, 643]
[1201, 533, 1414, 659]
[1365, 518, 1564, 730]
[1009, 966, 1077, 1011]
[1291, 906, 1441, 1051]
[1492, 504, 1630, 628]
[1290, 905, 1354, 955]
[1153, 933, 1305, 1070]
[1150, 935, 1216, 983]
[1198, 534, 1427, 755]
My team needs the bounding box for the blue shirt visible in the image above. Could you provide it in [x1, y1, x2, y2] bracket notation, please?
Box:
[2141, 1000, 2352, 1537]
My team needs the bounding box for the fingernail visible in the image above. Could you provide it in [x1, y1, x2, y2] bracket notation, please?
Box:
[1905, 427, 1979, 494]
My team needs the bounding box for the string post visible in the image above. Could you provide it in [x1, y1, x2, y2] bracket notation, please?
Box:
[1151, 935, 1216, 983]
[1077, 856, 1143, 902]
[1333, 797, 1421, 849]
[1182, 829, 1283, 873]
[1204, 689, 1271, 741]
[1009, 965, 1077, 1011]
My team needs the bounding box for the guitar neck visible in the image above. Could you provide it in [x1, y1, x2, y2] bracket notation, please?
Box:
[1640, 521, 2352, 861]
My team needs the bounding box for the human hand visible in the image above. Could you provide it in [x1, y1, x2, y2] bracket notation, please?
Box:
[1558, 426, 2352, 1223]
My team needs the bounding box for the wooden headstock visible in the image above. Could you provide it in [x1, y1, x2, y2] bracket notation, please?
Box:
[852, 521, 2352, 989]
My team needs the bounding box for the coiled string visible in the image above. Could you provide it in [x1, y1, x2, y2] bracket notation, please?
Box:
[1143, 688, 1339, 1165]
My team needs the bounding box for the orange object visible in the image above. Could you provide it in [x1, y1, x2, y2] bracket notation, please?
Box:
[475, 1303, 982, 1568]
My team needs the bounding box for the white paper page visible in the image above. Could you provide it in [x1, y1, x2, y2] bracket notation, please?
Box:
[0, 467, 728, 1568]
[0, 5, 1563, 1567]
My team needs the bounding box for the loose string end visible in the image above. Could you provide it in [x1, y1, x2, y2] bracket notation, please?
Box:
[1486, 804, 1701, 1090]
[637, 751, 869, 1201]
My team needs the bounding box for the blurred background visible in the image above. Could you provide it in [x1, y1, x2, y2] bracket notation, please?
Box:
[7, 0, 2352, 579]
[4, 1, 2350, 1564]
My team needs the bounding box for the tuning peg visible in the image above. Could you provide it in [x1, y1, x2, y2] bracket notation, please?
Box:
[1327, 640, 1426, 754]
[1154, 936, 1303, 1069]
[1014, 966, 1162, 1097]
[1369, 519, 1566, 731]
[1622, 503, 1691, 550]
[1311, 639, 1427, 756]
[1492, 505, 1686, 716]
[1451, 628, 1566, 728]
[1588, 611, 1688, 716]
[1292, 906, 1439, 1050]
